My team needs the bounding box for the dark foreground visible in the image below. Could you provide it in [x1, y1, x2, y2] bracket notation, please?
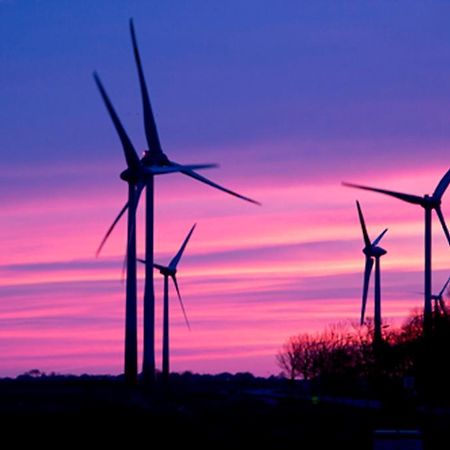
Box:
[0, 373, 448, 448]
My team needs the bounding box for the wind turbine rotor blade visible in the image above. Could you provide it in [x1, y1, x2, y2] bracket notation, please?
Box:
[361, 257, 374, 325]
[137, 258, 146, 264]
[356, 201, 371, 247]
[372, 228, 388, 247]
[96, 202, 129, 257]
[144, 166, 182, 175]
[169, 224, 196, 270]
[144, 163, 217, 176]
[129, 19, 163, 154]
[153, 263, 167, 272]
[435, 206, 450, 246]
[433, 168, 450, 200]
[181, 169, 261, 205]
[342, 182, 423, 205]
[97, 181, 145, 257]
[171, 275, 191, 330]
[93, 72, 141, 170]
[169, 161, 218, 171]
[439, 276, 450, 297]
[177, 163, 218, 171]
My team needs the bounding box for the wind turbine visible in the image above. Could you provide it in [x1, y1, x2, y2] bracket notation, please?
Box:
[93, 74, 212, 383]
[139, 224, 195, 384]
[343, 168, 450, 336]
[432, 276, 450, 317]
[92, 73, 144, 384]
[356, 201, 388, 345]
[95, 19, 259, 382]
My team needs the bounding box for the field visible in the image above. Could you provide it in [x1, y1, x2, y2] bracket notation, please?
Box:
[1, 373, 448, 448]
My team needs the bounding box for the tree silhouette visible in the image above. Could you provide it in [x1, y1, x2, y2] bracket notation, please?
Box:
[278, 304, 450, 401]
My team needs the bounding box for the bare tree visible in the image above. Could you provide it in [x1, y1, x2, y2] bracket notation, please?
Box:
[277, 333, 327, 380]
[277, 337, 299, 381]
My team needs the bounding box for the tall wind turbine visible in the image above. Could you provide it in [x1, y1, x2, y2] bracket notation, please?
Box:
[139, 224, 195, 384]
[343, 168, 450, 336]
[432, 276, 450, 317]
[356, 201, 388, 345]
[92, 73, 144, 383]
[95, 19, 260, 382]
[93, 74, 212, 383]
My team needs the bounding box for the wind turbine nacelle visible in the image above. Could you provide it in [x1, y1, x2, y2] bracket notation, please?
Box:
[120, 167, 154, 183]
[422, 194, 441, 209]
[159, 266, 176, 276]
[120, 168, 142, 183]
[141, 150, 171, 167]
[372, 246, 387, 257]
[363, 246, 387, 257]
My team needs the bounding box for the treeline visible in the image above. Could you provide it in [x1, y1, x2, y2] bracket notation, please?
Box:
[277, 307, 450, 402]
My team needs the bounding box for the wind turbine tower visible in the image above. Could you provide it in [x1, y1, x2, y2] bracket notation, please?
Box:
[355, 201, 388, 345]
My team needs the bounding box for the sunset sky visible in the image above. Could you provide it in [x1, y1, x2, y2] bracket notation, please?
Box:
[1, 1, 449, 377]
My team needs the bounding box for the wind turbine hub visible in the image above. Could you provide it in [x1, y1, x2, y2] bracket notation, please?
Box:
[159, 266, 176, 277]
[423, 194, 440, 208]
[141, 150, 171, 167]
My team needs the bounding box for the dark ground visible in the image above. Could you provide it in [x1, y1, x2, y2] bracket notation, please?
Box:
[0, 373, 448, 448]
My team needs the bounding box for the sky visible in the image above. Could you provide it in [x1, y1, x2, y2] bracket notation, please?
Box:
[0, 0, 449, 377]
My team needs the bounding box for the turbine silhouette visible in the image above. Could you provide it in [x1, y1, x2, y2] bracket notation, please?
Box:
[139, 224, 195, 384]
[92, 73, 144, 383]
[94, 19, 259, 382]
[343, 168, 450, 336]
[356, 201, 388, 344]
